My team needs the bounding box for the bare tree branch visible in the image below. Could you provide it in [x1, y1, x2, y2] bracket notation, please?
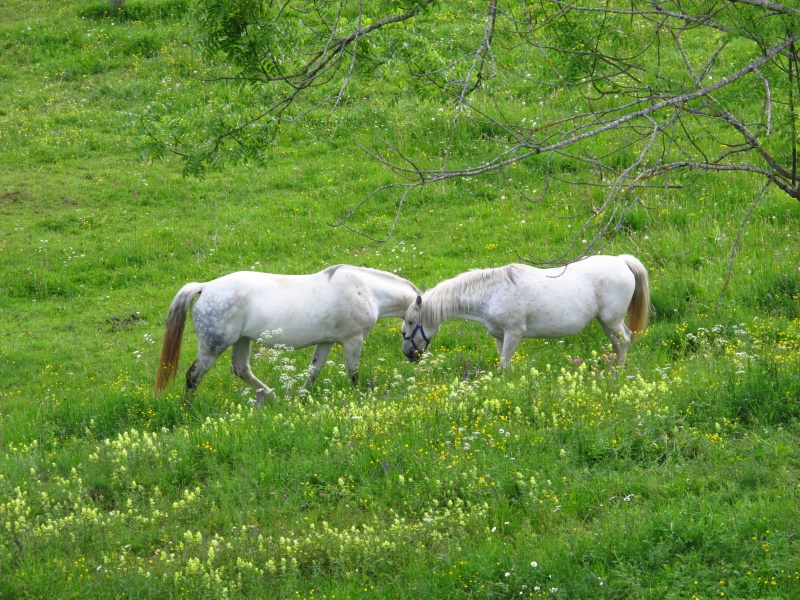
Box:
[149, 0, 800, 266]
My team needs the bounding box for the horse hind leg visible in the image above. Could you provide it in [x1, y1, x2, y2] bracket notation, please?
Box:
[231, 337, 275, 405]
[184, 351, 220, 405]
[601, 320, 632, 368]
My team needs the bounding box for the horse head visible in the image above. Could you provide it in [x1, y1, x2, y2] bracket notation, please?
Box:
[401, 295, 437, 362]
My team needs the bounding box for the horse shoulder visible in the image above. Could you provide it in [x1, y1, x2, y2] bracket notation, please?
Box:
[328, 270, 380, 323]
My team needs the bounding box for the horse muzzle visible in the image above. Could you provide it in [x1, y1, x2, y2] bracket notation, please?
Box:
[403, 345, 424, 363]
[402, 323, 430, 363]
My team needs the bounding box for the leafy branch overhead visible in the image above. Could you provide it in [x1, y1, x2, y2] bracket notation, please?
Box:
[144, 0, 800, 246]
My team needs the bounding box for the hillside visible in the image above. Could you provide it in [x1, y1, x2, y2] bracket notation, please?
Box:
[1, 2, 799, 598]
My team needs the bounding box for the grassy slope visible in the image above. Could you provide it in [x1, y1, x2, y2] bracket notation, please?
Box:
[1, 2, 799, 599]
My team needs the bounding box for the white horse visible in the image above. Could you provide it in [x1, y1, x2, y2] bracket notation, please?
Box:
[401, 254, 650, 370]
[155, 265, 421, 403]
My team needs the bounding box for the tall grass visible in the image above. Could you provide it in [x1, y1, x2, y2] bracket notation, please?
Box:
[1, 1, 799, 598]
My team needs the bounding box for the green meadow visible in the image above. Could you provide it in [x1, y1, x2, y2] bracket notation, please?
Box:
[1, 1, 799, 598]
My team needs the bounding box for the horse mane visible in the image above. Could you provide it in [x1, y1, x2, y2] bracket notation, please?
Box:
[424, 264, 520, 324]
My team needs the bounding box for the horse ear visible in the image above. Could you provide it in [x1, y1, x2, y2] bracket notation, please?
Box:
[415, 294, 422, 307]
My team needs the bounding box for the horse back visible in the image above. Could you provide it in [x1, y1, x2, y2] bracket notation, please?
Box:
[192, 270, 380, 347]
[496, 257, 637, 335]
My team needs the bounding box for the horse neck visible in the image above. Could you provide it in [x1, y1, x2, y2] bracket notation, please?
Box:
[360, 270, 419, 317]
[423, 278, 484, 327]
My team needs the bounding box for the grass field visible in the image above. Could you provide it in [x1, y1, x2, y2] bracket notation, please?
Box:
[1, 2, 800, 598]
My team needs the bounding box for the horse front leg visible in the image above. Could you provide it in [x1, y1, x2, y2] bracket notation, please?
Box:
[498, 332, 522, 372]
[304, 343, 335, 388]
[494, 337, 504, 363]
[341, 337, 364, 387]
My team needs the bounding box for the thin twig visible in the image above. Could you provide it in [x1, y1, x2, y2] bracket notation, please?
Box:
[716, 181, 771, 308]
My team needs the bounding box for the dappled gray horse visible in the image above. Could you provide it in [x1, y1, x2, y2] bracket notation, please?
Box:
[155, 265, 421, 403]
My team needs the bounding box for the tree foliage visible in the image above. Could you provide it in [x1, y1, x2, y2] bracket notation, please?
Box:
[144, 0, 800, 249]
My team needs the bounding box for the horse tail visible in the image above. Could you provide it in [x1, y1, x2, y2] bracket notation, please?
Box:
[154, 282, 203, 393]
[622, 255, 650, 339]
